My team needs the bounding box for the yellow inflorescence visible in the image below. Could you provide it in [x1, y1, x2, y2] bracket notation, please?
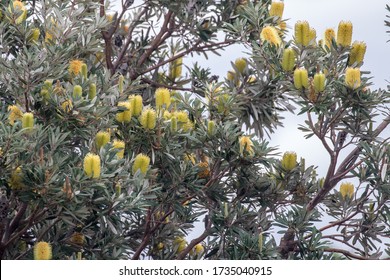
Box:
[348, 41, 367, 66]
[9, 167, 24, 190]
[260, 26, 281, 46]
[281, 151, 297, 171]
[234, 58, 247, 74]
[155, 88, 171, 109]
[281, 48, 295, 72]
[269, 1, 284, 18]
[83, 153, 101, 179]
[340, 182, 354, 198]
[112, 140, 125, 159]
[132, 153, 150, 175]
[128, 95, 143, 116]
[324, 28, 336, 49]
[22, 112, 34, 129]
[293, 68, 309, 90]
[8, 105, 23, 125]
[116, 101, 132, 123]
[337, 21, 353, 47]
[294, 21, 310, 46]
[239, 136, 254, 157]
[34, 242, 52, 260]
[95, 131, 111, 150]
[139, 108, 157, 130]
[68, 59, 84, 76]
[345, 67, 361, 89]
[169, 57, 183, 80]
[313, 72, 326, 93]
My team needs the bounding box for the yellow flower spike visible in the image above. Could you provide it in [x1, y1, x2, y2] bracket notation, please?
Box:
[95, 131, 111, 150]
[169, 57, 183, 80]
[155, 88, 171, 109]
[170, 116, 178, 132]
[340, 182, 354, 199]
[190, 244, 205, 256]
[29, 28, 40, 43]
[227, 70, 235, 82]
[116, 101, 132, 123]
[118, 75, 124, 94]
[234, 58, 247, 74]
[68, 59, 84, 76]
[269, 1, 284, 18]
[173, 237, 187, 254]
[260, 26, 282, 46]
[345, 67, 361, 89]
[337, 21, 353, 47]
[34, 242, 52, 260]
[348, 41, 367, 66]
[239, 136, 254, 157]
[293, 67, 309, 90]
[128, 95, 143, 116]
[313, 72, 326, 93]
[324, 28, 336, 49]
[294, 21, 310, 46]
[81, 63, 88, 80]
[207, 120, 216, 136]
[72, 85, 83, 99]
[281, 48, 295, 72]
[22, 112, 34, 130]
[9, 1, 27, 24]
[132, 153, 150, 175]
[139, 108, 157, 130]
[8, 105, 23, 125]
[9, 166, 24, 190]
[115, 182, 121, 196]
[182, 120, 194, 132]
[281, 151, 297, 171]
[183, 153, 196, 165]
[61, 99, 73, 113]
[309, 28, 317, 45]
[83, 153, 101, 179]
[88, 83, 97, 100]
[112, 140, 125, 159]
[175, 111, 189, 123]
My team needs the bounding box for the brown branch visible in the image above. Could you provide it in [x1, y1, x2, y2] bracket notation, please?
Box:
[306, 115, 390, 211]
[324, 248, 368, 260]
[175, 219, 211, 260]
[141, 77, 192, 91]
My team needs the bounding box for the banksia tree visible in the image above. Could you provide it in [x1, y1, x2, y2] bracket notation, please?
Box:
[0, 0, 389, 262]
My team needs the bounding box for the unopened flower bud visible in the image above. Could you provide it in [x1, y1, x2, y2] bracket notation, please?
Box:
[128, 95, 143, 116]
[294, 21, 310, 46]
[118, 75, 124, 94]
[345, 67, 361, 89]
[293, 68, 309, 90]
[281, 151, 297, 171]
[95, 131, 110, 150]
[234, 58, 247, 74]
[269, 1, 284, 18]
[22, 112, 34, 130]
[88, 83, 97, 100]
[281, 48, 295, 72]
[83, 153, 101, 179]
[348, 41, 366, 66]
[313, 72, 326, 93]
[155, 88, 171, 109]
[73, 85, 83, 99]
[207, 120, 216, 136]
[132, 153, 150, 175]
[324, 28, 336, 49]
[340, 182, 354, 198]
[171, 116, 178, 132]
[169, 57, 183, 80]
[81, 63, 88, 80]
[337, 21, 353, 47]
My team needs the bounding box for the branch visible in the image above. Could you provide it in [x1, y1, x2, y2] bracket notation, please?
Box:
[324, 248, 368, 260]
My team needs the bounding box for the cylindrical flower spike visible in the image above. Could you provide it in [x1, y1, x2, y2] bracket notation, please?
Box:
[118, 75, 124, 94]
[81, 63, 88, 79]
[88, 83, 97, 100]
[324, 28, 336, 49]
[239, 136, 254, 157]
[116, 101, 132, 123]
[68, 59, 83, 76]
[170, 116, 178, 132]
[309, 28, 317, 46]
[294, 21, 310, 46]
[345, 67, 361, 89]
[281, 151, 297, 171]
[260, 26, 282, 46]
[112, 140, 125, 159]
[132, 153, 150, 175]
[313, 72, 326, 93]
[155, 88, 171, 109]
[34, 242, 52, 260]
[293, 68, 309, 90]
[83, 153, 101, 179]
[8, 105, 23, 125]
[95, 131, 110, 150]
[340, 182, 354, 198]
[337, 21, 353, 47]
[9, 167, 24, 190]
[61, 100, 73, 113]
[207, 120, 216, 136]
[348, 41, 367, 66]
[234, 58, 247, 74]
[139, 108, 157, 130]
[169, 57, 183, 80]
[29, 28, 40, 43]
[128, 95, 143, 116]
[72, 85, 83, 99]
[22, 112, 34, 129]
[281, 48, 295, 72]
[269, 1, 284, 18]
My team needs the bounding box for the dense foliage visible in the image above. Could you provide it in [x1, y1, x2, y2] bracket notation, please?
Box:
[0, 0, 389, 260]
